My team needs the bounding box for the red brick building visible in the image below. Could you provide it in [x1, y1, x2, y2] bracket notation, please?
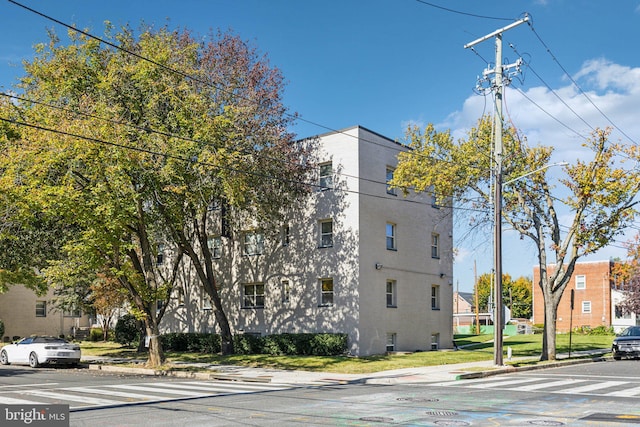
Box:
[533, 260, 637, 332]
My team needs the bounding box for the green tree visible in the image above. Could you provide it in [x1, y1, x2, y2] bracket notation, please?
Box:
[474, 273, 532, 319]
[0, 24, 311, 362]
[392, 118, 640, 360]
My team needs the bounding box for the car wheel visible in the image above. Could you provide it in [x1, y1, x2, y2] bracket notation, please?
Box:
[0, 350, 9, 365]
[28, 352, 40, 368]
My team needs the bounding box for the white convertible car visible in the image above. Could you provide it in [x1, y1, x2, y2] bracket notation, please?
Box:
[0, 336, 81, 368]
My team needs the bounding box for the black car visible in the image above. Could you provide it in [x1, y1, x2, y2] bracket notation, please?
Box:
[612, 326, 640, 360]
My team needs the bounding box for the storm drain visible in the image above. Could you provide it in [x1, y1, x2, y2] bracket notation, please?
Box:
[432, 421, 471, 426]
[426, 410, 459, 417]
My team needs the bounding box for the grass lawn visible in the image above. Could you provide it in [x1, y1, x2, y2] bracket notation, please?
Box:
[80, 333, 615, 374]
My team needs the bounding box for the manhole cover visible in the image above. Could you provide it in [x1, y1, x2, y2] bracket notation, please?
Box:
[426, 410, 459, 417]
[358, 417, 394, 423]
[433, 421, 471, 426]
[527, 421, 565, 426]
[397, 397, 440, 402]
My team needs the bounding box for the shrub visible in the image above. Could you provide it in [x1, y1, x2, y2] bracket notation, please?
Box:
[233, 334, 262, 355]
[89, 328, 103, 342]
[114, 314, 140, 346]
[0, 319, 4, 340]
[161, 333, 221, 353]
[310, 333, 348, 356]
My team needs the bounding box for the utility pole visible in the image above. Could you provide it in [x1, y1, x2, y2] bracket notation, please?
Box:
[465, 14, 529, 366]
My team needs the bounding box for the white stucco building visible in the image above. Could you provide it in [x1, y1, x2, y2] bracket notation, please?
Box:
[160, 126, 454, 356]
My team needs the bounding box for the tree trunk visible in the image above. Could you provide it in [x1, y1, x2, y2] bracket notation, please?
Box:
[144, 321, 165, 367]
[211, 294, 234, 355]
[541, 292, 558, 361]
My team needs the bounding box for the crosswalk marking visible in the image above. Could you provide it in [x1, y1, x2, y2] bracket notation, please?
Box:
[605, 385, 640, 397]
[65, 386, 156, 400]
[433, 376, 640, 400]
[0, 395, 42, 404]
[105, 384, 212, 396]
[557, 380, 628, 394]
[516, 379, 583, 391]
[0, 379, 296, 410]
[20, 390, 121, 406]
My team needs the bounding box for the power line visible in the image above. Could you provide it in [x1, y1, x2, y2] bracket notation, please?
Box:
[414, 0, 515, 21]
[526, 20, 637, 146]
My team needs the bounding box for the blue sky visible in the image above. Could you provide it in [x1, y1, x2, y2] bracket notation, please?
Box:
[2, 1, 640, 292]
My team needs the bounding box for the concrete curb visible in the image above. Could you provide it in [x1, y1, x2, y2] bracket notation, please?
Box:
[456, 355, 609, 380]
[88, 363, 273, 382]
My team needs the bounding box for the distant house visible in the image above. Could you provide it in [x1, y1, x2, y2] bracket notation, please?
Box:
[532, 260, 638, 332]
[0, 285, 91, 341]
[453, 291, 491, 332]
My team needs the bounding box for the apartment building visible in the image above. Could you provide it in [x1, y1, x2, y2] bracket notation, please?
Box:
[0, 285, 90, 341]
[159, 125, 455, 356]
[532, 260, 638, 332]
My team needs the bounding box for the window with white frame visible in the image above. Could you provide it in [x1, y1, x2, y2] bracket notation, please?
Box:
[177, 287, 185, 306]
[615, 304, 632, 319]
[319, 161, 333, 190]
[243, 231, 264, 256]
[156, 243, 165, 265]
[431, 285, 440, 310]
[320, 278, 334, 306]
[63, 307, 81, 317]
[35, 301, 46, 317]
[282, 280, 290, 304]
[575, 275, 586, 290]
[386, 223, 396, 250]
[386, 280, 397, 307]
[243, 283, 265, 308]
[386, 166, 396, 195]
[431, 233, 440, 259]
[208, 236, 222, 259]
[582, 300, 592, 313]
[281, 224, 290, 247]
[201, 292, 213, 310]
[319, 219, 333, 248]
[431, 333, 440, 350]
[386, 333, 396, 352]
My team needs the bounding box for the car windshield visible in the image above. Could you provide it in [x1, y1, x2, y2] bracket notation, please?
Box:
[31, 337, 67, 344]
[620, 327, 640, 337]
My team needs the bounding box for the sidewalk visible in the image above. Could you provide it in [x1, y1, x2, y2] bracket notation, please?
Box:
[82, 349, 610, 386]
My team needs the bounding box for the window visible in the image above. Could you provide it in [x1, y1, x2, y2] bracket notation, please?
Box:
[386, 333, 396, 352]
[208, 236, 222, 259]
[63, 308, 81, 317]
[156, 243, 165, 265]
[282, 280, 290, 303]
[582, 300, 592, 313]
[177, 287, 185, 307]
[386, 280, 397, 307]
[243, 283, 265, 308]
[35, 301, 46, 317]
[431, 193, 440, 209]
[202, 292, 213, 310]
[320, 278, 334, 306]
[319, 161, 333, 189]
[156, 300, 165, 312]
[386, 223, 396, 250]
[386, 167, 396, 195]
[431, 285, 440, 310]
[431, 333, 440, 350]
[575, 275, 586, 290]
[243, 231, 264, 256]
[431, 233, 440, 259]
[319, 219, 333, 248]
[615, 305, 632, 319]
[281, 224, 290, 247]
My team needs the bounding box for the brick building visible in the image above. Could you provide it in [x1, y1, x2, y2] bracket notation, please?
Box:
[532, 260, 638, 332]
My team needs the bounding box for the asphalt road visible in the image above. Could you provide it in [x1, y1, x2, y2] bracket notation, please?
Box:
[2, 359, 640, 426]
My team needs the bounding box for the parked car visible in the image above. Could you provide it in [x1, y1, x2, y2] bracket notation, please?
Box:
[0, 336, 81, 367]
[612, 326, 640, 360]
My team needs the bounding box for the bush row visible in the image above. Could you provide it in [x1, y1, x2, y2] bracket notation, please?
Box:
[160, 332, 348, 356]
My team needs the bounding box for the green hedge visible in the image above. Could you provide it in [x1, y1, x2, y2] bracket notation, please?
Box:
[161, 332, 347, 356]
